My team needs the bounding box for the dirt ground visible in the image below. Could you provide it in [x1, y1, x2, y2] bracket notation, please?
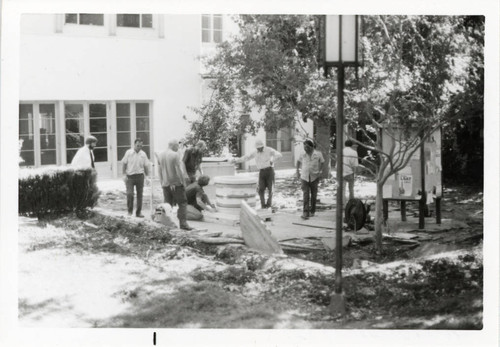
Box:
[18, 172, 483, 329]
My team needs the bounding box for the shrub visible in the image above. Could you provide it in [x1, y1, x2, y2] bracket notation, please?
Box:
[19, 166, 100, 218]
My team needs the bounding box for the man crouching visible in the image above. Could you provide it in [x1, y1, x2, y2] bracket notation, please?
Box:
[185, 175, 218, 221]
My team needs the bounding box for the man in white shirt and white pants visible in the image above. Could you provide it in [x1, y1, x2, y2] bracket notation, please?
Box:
[233, 139, 282, 209]
[343, 139, 359, 205]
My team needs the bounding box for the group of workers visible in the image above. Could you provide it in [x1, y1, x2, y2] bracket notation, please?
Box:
[71, 135, 359, 228]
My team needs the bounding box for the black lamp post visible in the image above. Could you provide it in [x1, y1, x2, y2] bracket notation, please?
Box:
[323, 14, 362, 315]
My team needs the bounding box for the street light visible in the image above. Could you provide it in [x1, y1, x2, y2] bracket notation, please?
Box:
[323, 14, 362, 316]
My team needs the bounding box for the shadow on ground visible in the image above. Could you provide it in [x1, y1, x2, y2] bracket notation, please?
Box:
[103, 281, 281, 328]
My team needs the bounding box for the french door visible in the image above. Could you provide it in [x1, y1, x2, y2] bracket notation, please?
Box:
[266, 126, 294, 169]
[64, 102, 113, 178]
[19, 103, 58, 167]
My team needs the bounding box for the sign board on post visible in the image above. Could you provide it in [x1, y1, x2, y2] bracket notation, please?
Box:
[382, 128, 442, 201]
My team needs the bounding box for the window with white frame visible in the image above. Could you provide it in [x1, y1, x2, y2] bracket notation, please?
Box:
[65, 14, 104, 26]
[19, 103, 57, 167]
[116, 102, 151, 159]
[117, 14, 153, 28]
[202, 14, 223, 43]
[266, 126, 293, 152]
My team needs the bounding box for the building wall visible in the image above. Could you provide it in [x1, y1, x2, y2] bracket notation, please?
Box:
[20, 14, 203, 177]
[19, 14, 313, 177]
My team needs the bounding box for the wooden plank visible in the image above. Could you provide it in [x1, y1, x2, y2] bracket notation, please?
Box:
[390, 232, 419, 240]
[279, 242, 324, 251]
[240, 201, 283, 255]
[321, 236, 352, 250]
[202, 212, 240, 226]
[292, 221, 334, 230]
[196, 237, 245, 245]
[382, 234, 420, 244]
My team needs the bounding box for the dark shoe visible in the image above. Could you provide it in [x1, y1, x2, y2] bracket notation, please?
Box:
[136, 214, 144, 218]
[127, 211, 133, 216]
[301, 213, 310, 220]
[310, 212, 315, 217]
[180, 224, 193, 231]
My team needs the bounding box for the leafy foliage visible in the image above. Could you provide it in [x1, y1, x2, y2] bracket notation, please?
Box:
[347, 15, 483, 250]
[441, 16, 484, 185]
[19, 167, 100, 219]
[185, 15, 334, 156]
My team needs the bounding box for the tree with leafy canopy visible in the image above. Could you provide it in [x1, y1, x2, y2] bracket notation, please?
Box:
[441, 16, 484, 186]
[184, 15, 335, 172]
[185, 15, 483, 251]
[346, 15, 482, 250]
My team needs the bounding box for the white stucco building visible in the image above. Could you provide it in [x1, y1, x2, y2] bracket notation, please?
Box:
[19, 13, 313, 178]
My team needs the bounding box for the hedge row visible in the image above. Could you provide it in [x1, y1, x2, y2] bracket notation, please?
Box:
[19, 167, 101, 218]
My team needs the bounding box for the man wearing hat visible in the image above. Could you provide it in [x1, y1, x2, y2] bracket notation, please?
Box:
[296, 139, 325, 219]
[71, 135, 98, 169]
[343, 139, 359, 205]
[232, 139, 282, 209]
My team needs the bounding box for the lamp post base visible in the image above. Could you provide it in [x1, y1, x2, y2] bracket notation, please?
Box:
[329, 291, 346, 317]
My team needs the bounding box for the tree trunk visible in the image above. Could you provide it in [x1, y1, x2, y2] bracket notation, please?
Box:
[315, 118, 331, 178]
[374, 181, 384, 252]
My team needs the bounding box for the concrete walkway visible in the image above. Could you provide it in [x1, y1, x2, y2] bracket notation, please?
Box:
[96, 169, 379, 243]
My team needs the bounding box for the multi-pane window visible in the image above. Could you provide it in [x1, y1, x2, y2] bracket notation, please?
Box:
[65, 14, 104, 26]
[65, 104, 85, 163]
[19, 103, 57, 167]
[39, 104, 57, 165]
[116, 103, 131, 160]
[266, 130, 278, 151]
[280, 127, 293, 152]
[89, 103, 108, 162]
[117, 14, 153, 28]
[202, 14, 223, 43]
[19, 105, 35, 166]
[135, 103, 151, 158]
[266, 127, 293, 152]
[116, 102, 151, 160]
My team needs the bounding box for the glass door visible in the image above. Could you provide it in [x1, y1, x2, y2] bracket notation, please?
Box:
[64, 102, 113, 178]
[89, 103, 112, 178]
[266, 126, 294, 169]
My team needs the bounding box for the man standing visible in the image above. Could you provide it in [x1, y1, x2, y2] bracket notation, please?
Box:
[157, 139, 193, 230]
[296, 140, 325, 220]
[185, 175, 217, 221]
[122, 138, 150, 218]
[71, 135, 98, 169]
[183, 140, 207, 184]
[233, 139, 282, 209]
[343, 140, 359, 205]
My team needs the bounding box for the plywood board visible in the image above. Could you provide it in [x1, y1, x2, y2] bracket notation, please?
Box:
[321, 235, 352, 250]
[240, 201, 283, 255]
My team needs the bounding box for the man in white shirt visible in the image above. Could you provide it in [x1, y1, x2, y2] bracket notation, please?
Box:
[71, 136, 97, 169]
[122, 138, 150, 218]
[296, 140, 325, 219]
[343, 139, 359, 205]
[232, 139, 282, 209]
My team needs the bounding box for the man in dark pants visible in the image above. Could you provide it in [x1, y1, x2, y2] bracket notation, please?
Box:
[122, 138, 150, 217]
[157, 138, 193, 230]
[232, 139, 282, 209]
[296, 140, 325, 219]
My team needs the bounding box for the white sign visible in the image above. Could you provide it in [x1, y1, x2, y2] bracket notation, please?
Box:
[398, 174, 413, 197]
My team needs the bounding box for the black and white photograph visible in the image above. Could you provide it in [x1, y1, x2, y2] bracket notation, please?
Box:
[1, 0, 499, 346]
